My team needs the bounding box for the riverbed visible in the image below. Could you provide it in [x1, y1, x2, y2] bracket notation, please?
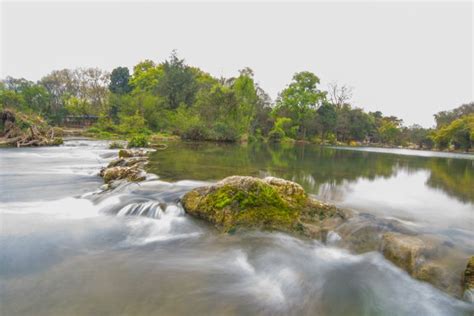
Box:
[0, 139, 473, 315]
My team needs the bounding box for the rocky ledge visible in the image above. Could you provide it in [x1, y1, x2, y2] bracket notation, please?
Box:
[181, 175, 473, 300]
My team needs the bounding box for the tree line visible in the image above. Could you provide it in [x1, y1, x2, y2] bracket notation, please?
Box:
[1, 51, 473, 150]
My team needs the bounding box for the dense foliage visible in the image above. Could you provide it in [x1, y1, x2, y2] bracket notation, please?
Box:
[1, 52, 472, 151]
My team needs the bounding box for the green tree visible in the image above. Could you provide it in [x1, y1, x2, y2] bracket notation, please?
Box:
[274, 71, 326, 139]
[434, 102, 474, 128]
[109, 67, 132, 94]
[232, 68, 258, 135]
[379, 120, 401, 145]
[433, 114, 473, 150]
[317, 102, 337, 138]
[157, 51, 197, 109]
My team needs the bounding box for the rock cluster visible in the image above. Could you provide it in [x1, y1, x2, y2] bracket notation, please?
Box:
[99, 149, 150, 186]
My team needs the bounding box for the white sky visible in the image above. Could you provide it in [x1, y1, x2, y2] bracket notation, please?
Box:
[1, 1, 472, 127]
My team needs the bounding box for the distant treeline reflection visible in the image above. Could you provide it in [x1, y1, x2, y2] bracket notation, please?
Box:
[148, 143, 473, 204]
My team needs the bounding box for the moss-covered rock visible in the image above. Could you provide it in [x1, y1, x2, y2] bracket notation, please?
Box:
[464, 256, 474, 302]
[181, 176, 342, 235]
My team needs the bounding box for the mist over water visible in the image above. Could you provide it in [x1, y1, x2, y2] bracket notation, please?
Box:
[0, 140, 473, 315]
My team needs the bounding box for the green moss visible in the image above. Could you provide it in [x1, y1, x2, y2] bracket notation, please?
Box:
[118, 149, 132, 158]
[196, 181, 301, 232]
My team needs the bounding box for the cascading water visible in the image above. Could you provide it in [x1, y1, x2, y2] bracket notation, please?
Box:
[0, 139, 473, 316]
[117, 201, 164, 218]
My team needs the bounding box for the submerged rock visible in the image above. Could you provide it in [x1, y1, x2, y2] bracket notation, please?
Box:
[181, 176, 344, 235]
[380, 232, 468, 298]
[381, 232, 431, 274]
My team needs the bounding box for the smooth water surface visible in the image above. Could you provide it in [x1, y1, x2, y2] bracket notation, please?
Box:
[148, 142, 474, 232]
[0, 140, 473, 315]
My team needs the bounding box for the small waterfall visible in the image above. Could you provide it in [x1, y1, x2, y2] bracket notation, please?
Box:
[117, 201, 163, 219]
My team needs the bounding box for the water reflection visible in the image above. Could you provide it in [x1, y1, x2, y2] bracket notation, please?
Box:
[148, 142, 473, 203]
[148, 142, 474, 231]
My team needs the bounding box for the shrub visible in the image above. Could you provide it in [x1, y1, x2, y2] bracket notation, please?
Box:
[325, 133, 337, 145]
[268, 128, 285, 143]
[87, 127, 101, 134]
[109, 141, 125, 149]
[310, 136, 322, 144]
[128, 134, 149, 148]
[181, 123, 209, 141]
[98, 131, 113, 139]
[212, 122, 239, 142]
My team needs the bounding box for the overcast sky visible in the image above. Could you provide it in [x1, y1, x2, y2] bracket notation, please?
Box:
[1, 1, 472, 127]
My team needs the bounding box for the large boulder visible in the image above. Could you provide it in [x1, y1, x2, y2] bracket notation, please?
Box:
[181, 176, 343, 235]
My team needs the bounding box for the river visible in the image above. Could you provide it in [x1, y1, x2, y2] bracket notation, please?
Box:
[0, 139, 473, 315]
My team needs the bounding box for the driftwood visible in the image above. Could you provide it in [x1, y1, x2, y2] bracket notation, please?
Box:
[0, 109, 63, 147]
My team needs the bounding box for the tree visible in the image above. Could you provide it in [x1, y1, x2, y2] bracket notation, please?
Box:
[433, 114, 473, 150]
[327, 82, 353, 109]
[232, 68, 258, 135]
[109, 67, 131, 94]
[404, 124, 432, 148]
[0, 89, 24, 109]
[434, 102, 474, 128]
[156, 51, 198, 109]
[317, 102, 337, 138]
[379, 120, 401, 145]
[275, 71, 326, 139]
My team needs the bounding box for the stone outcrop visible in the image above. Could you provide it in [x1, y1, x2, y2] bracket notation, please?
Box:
[181, 176, 346, 235]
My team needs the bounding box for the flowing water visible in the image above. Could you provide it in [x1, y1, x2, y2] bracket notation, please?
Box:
[0, 140, 473, 315]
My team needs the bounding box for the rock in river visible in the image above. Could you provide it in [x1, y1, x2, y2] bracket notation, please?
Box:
[181, 176, 346, 235]
[102, 166, 146, 183]
[464, 256, 474, 302]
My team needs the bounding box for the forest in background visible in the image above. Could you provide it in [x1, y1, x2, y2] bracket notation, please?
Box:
[1, 52, 473, 150]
